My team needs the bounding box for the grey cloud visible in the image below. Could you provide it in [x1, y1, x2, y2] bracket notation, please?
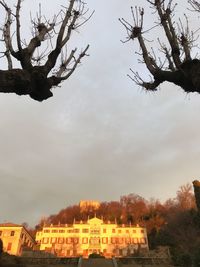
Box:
[0, 0, 200, 226]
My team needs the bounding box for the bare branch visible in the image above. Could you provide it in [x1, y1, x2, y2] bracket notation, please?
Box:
[189, 0, 200, 12]
[56, 48, 77, 77]
[56, 0, 76, 48]
[177, 15, 192, 61]
[59, 44, 89, 80]
[0, 0, 91, 101]
[1, 1, 18, 59]
[121, 0, 200, 95]
[120, 7, 159, 75]
[16, 0, 22, 51]
[154, 0, 181, 68]
[45, 0, 91, 74]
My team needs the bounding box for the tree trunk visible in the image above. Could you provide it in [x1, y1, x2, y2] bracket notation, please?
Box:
[0, 67, 53, 101]
[193, 180, 200, 212]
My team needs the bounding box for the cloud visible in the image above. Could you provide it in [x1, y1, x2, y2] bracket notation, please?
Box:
[0, 0, 200, 226]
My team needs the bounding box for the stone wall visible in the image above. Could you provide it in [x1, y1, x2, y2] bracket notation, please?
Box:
[116, 257, 173, 267]
[0, 253, 79, 267]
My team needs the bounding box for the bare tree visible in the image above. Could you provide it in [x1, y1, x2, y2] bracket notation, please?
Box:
[0, 0, 92, 101]
[120, 0, 200, 94]
[176, 183, 195, 210]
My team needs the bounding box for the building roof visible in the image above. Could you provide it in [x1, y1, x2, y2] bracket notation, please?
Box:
[40, 217, 144, 228]
[0, 222, 22, 227]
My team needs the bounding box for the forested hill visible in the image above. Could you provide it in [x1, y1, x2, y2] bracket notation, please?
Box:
[37, 183, 195, 229]
[33, 181, 200, 266]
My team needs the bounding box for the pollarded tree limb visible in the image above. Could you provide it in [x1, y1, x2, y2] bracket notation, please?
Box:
[188, 0, 200, 12]
[119, 7, 159, 76]
[0, 0, 92, 101]
[59, 44, 89, 81]
[44, 0, 83, 74]
[0, 1, 18, 60]
[0, 69, 31, 94]
[151, 0, 181, 68]
[16, 0, 22, 52]
[120, 0, 200, 95]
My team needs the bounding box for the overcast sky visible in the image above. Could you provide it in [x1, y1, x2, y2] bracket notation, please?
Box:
[0, 0, 200, 227]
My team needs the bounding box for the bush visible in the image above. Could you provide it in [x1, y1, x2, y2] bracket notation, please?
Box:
[89, 253, 105, 258]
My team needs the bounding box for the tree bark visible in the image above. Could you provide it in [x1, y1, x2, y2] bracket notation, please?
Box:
[0, 0, 91, 101]
[0, 67, 53, 101]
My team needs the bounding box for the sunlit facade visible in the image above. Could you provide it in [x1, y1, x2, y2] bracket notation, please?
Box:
[36, 217, 148, 258]
[79, 200, 100, 212]
[0, 223, 35, 256]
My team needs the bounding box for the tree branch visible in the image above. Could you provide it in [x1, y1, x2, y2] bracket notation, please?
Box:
[121, 0, 200, 95]
[45, 0, 82, 74]
[16, 0, 22, 52]
[154, 0, 181, 68]
[0, 1, 91, 101]
[59, 44, 89, 80]
[1, 1, 18, 59]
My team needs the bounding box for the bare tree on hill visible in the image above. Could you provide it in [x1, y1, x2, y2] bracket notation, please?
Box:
[120, 0, 200, 94]
[0, 0, 92, 101]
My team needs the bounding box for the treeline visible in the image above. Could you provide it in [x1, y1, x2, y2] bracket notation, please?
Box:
[37, 183, 196, 227]
[33, 181, 200, 266]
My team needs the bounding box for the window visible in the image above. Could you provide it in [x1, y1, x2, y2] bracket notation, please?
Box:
[74, 229, 80, 233]
[125, 238, 131, 244]
[141, 229, 144, 233]
[59, 230, 65, 233]
[83, 249, 88, 256]
[90, 229, 100, 234]
[118, 229, 121, 233]
[102, 237, 108, 244]
[133, 238, 138, 244]
[42, 238, 49, 244]
[118, 237, 124, 244]
[126, 229, 129, 233]
[90, 237, 100, 245]
[52, 229, 58, 233]
[103, 229, 107, 233]
[66, 238, 72, 244]
[67, 229, 73, 233]
[82, 237, 88, 244]
[140, 238, 146, 244]
[0, 231, 2, 236]
[44, 229, 50, 233]
[10, 231, 15, 236]
[133, 229, 136, 233]
[111, 237, 116, 244]
[73, 238, 79, 244]
[58, 237, 64, 244]
[112, 229, 116, 233]
[51, 237, 57, 244]
[7, 242, 12, 251]
[82, 228, 89, 233]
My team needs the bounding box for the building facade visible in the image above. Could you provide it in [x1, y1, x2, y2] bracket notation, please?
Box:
[36, 217, 148, 258]
[79, 200, 100, 212]
[0, 223, 35, 256]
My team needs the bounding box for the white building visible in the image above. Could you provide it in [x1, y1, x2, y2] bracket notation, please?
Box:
[36, 217, 148, 258]
[0, 223, 35, 256]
